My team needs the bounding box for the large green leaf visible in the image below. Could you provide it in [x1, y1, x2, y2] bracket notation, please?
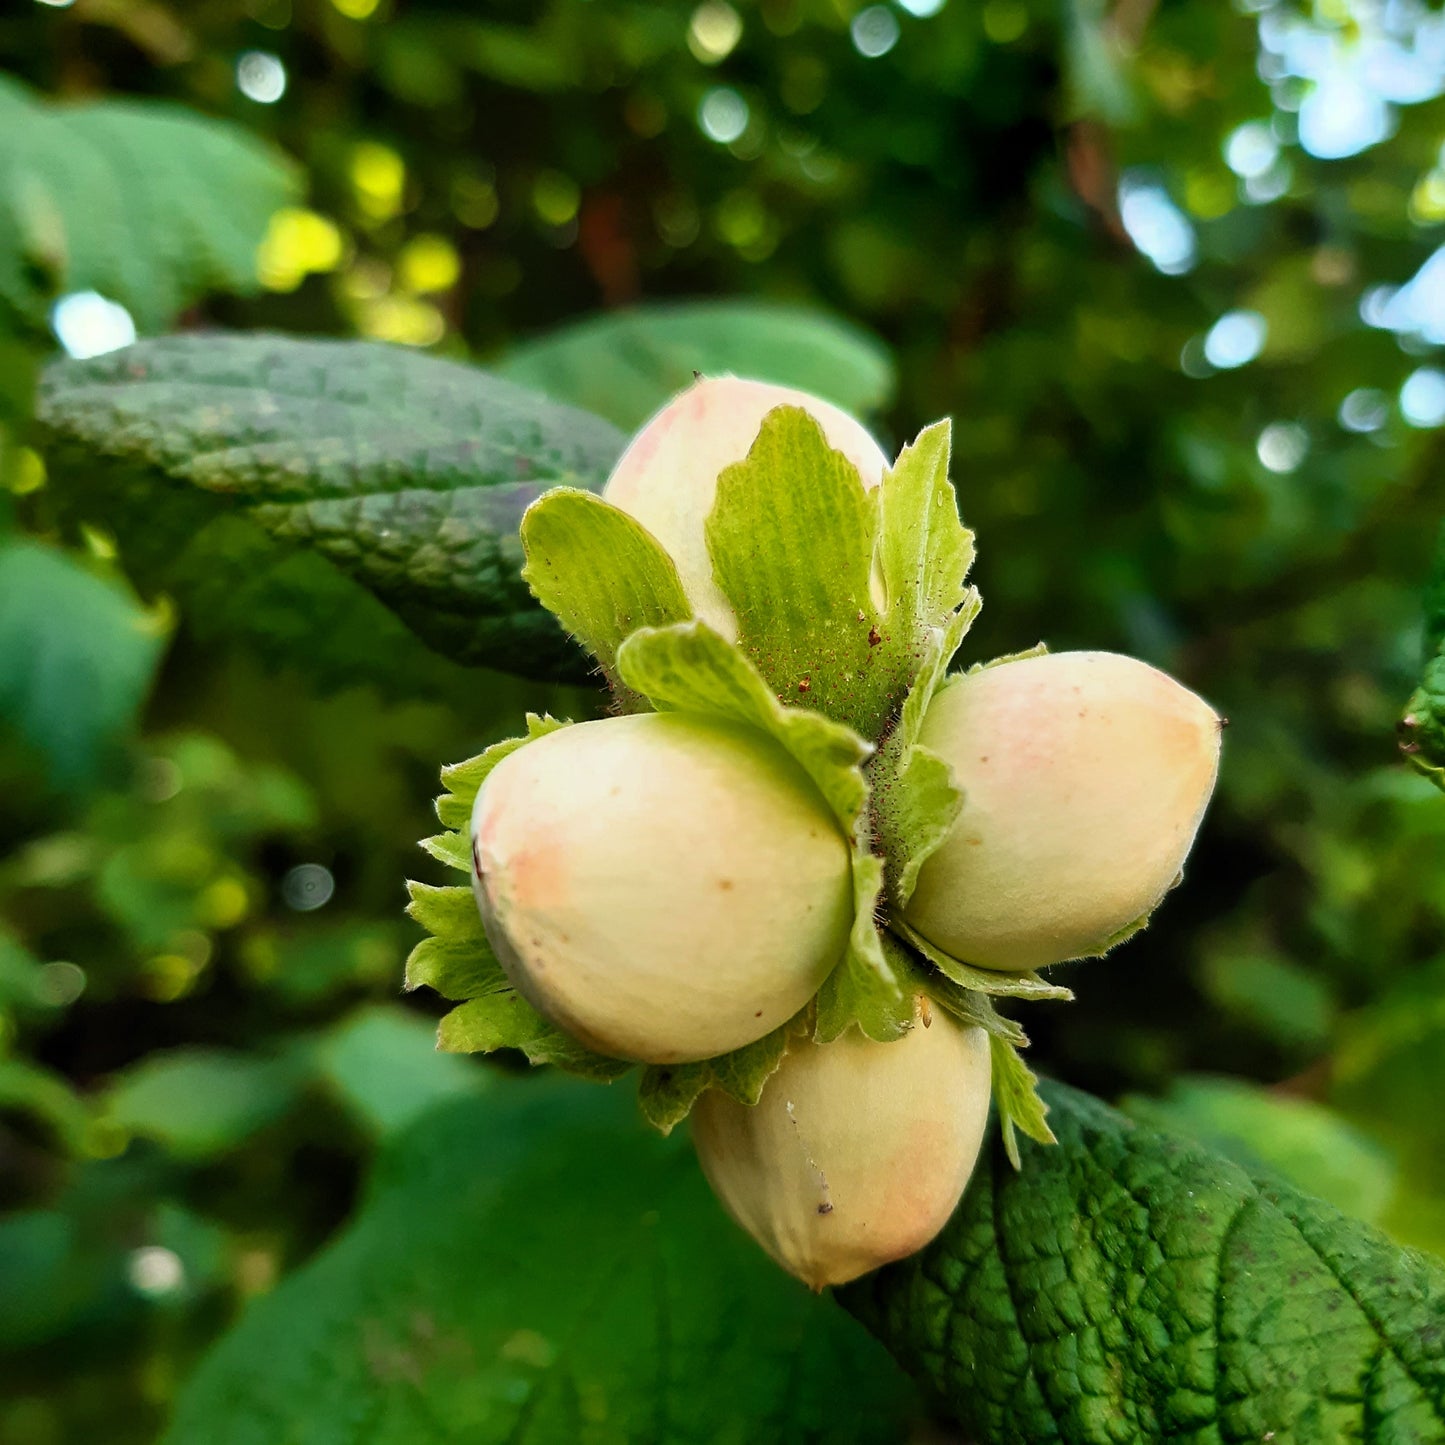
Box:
[0, 538, 167, 788]
[35, 334, 628, 686]
[0, 74, 297, 332]
[844, 1080, 1445, 1444]
[498, 300, 895, 430]
[163, 1080, 918, 1445]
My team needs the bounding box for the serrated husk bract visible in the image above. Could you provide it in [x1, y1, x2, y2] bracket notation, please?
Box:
[603, 376, 890, 642]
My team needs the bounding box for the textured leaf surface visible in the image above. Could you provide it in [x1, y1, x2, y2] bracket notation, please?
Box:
[498, 299, 895, 429]
[705, 410, 979, 743]
[844, 1080, 1445, 1445]
[36, 335, 627, 685]
[707, 407, 908, 739]
[0, 74, 297, 330]
[0, 538, 167, 788]
[163, 1081, 918, 1445]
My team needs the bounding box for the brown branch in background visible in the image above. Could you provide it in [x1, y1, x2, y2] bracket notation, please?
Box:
[1065, 121, 1128, 242]
[1065, 0, 1159, 243]
[578, 192, 640, 307]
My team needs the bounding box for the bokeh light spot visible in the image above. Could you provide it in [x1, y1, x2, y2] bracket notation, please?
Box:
[532, 171, 581, 227]
[1400, 368, 1445, 427]
[257, 208, 345, 291]
[237, 51, 287, 104]
[398, 234, 460, 292]
[51, 292, 136, 359]
[1257, 422, 1309, 474]
[688, 2, 742, 63]
[128, 1246, 185, 1298]
[698, 87, 749, 144]
[1118, 173, 1196, 275]
[283, 863, 335, 912]
[1338, 388, 1390, 433]
[37, 961, 86, 1007]
[1224, 121, 1279, 179]
[851, 6, 900, 57]
[1203, 310, 1267, 369]
[351, 143, 406, 222]
[982, 1, 1027, 43]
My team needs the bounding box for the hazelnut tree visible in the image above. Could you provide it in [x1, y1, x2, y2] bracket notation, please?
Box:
[36, 339, 1445, 1445]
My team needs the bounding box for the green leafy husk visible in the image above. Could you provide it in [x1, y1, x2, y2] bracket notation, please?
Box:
[404, 715, 628, 1083]
[408, 413, 1059, 1138]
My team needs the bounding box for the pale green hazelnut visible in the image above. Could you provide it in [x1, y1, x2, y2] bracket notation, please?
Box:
[691, 1001, 991, 1290]
[602, 375, 889, 640]
[904, 650, 1223, 972]
[469, 712, 854, 1064]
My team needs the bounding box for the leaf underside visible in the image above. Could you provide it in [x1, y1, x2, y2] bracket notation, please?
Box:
[36, 334, 628, 688]
[0, 73, 298, 331]
[843, 1080, 1445, 1445]
[498, 298, 896, 429]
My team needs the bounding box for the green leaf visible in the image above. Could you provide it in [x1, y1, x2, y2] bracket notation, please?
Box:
[436, 997, 632, 1081]
[104, 1048, 303, 1160]
[499, 299, 896, 430]
[35, 335, 627, 687]
[0, 539, 167, 789]
[0, 1057, 92, 1153]
[1122, 1075, 1396, 1227]
[638, 1018, 797, 1135]
[843, 1080, 1445, 1444]
[989, 1034, 1056, 1170]
[163, 1083, 920, 1445]
[520, 489, 692, 701]
[0, 74, 298, 330]
[922, 971, 1029, 1047]
[309, 1006, 487, 1139]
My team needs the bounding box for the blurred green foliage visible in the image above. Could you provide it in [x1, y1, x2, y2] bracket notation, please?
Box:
[3, 0, 1445, 1439]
